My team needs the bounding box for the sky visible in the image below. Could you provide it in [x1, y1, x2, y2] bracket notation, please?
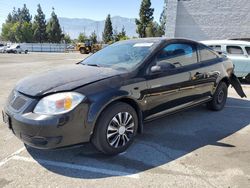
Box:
[0, 0, 165, 25]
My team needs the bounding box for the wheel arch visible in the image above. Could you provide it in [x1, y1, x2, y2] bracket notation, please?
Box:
[90, 97, 144, 138]
[219, 76, 230, 87]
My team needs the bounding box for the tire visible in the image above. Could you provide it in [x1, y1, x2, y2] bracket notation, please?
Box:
[25, 50, 28, 54]
[91, 102, 138, 155]
[207, 82, 228, 111]
[14, 50, 17, 54]
[79, 48, 86, 54]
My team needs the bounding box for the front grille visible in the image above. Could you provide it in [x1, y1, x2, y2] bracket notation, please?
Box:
[8, 91, 28, 111]
[11, 96, 27, 110]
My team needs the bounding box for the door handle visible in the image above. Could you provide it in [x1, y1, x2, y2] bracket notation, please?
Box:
[192, 72, 205, 80]
[208, 71, 220, 77]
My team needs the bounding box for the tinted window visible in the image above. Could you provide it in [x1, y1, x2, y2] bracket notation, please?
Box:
[208, 45, 221, 52]
[157, 43, 198, 67]
[200, 45, 218, 61]
[245, 47, 250, 55]
[226, 46, 243, 55]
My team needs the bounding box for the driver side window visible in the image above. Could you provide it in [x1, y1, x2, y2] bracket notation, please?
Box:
[156, 43, 198, 68]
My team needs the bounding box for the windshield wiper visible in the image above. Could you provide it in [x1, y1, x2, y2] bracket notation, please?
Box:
[86, 64, 101, 67]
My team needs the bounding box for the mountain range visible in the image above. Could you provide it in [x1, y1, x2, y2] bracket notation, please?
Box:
[58, 16, 137, 40]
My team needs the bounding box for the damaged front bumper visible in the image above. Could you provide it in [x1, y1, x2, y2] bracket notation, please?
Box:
[229, 73, 247, 98]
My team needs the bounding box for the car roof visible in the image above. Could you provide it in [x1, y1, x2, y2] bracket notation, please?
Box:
[124, 37, 200, 44]
[201, 40, 250, 46]
[10, 44, 19, 47]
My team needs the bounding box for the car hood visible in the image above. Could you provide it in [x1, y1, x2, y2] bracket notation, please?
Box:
[15, 64, 122, 97]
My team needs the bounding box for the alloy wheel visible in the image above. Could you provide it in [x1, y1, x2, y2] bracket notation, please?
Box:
[106, 112, 135, 148]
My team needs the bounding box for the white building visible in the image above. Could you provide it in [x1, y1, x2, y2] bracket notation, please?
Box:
[165, 0, 250, 40]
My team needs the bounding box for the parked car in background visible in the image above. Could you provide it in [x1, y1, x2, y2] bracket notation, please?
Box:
[201, 40, 250, 82]
[0, 44, 9, 53]
[2, 38, 246, 155]
[6, 44, 28, 54]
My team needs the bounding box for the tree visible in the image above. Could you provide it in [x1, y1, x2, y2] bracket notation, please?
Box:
[102, 14, 113, 43]
[120, 26, 126, 38]
[6, 13, 13, 23]
[20, 4, 32, 23]
[1, 5, 33, 43]
[146, 21, 163, 37]
[46, 8, 63, 43]
[11, 7, 19, 23]
[1, 22, 16, 42]
[113, 28, 119, 42]
[135, 0, 154, 38]
[16, 22, 33, 42]
[63, 34, 71, 43]
[113, 26, 128, 42]
[78, 33, 88, 43]
[90, 31, 97, 43]
[33, 4, 47, 42]
[159, 4, 167, 36]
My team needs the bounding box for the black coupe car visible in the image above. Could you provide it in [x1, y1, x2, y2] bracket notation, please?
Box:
[2, 38, 246, 155]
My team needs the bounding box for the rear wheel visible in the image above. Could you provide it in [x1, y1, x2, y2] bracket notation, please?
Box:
[91, 102, 138, 155]
[207, 82, 228, 111]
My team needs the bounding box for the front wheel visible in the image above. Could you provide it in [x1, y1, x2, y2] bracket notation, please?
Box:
[207, 82, 228, 111]
[79, 48, 86, 54]
[91, 102, 138, 155]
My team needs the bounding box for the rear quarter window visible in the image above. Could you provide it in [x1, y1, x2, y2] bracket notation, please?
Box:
[208, 45, 221, 52]
[245, 47, 250, 55]
[199, 45, 218, 62]
[226, 46, 244, 55]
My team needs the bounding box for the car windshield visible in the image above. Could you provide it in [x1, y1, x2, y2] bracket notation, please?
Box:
[81, 40, 157, 71]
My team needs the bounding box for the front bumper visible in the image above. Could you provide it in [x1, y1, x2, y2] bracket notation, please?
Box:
[3, 91, 92, 149]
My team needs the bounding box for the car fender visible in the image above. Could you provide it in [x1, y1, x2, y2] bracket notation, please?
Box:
[86, 90, 143, 135]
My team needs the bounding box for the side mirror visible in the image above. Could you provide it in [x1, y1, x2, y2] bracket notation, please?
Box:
[150, 63, 176, 73]
[151, 65, 162, 73]
[151, 61, 176, 73]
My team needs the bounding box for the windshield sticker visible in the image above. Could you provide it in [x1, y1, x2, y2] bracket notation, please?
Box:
[133, 43, 154, 47]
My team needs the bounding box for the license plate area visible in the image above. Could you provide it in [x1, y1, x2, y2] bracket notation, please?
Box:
[2, 111, 12, 129]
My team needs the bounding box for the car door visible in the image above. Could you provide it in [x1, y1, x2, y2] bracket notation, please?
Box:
[188, 44, 222, 98]
[16, 45, 21, 53]
[224, 45, 249, 77]
[144, 41, 208, 120]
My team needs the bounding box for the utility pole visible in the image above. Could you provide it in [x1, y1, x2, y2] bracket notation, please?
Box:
[96, 22, 99, 42]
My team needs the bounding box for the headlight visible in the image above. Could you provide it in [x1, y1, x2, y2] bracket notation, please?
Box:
[34, 92, 85, 115]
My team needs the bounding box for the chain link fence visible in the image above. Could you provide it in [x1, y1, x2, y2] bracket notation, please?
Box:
[25, 43, 68, 52]
[0, 42, 73, 53]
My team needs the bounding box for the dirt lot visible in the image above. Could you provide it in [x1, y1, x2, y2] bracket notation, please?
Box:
[0, 52, 250, 188]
